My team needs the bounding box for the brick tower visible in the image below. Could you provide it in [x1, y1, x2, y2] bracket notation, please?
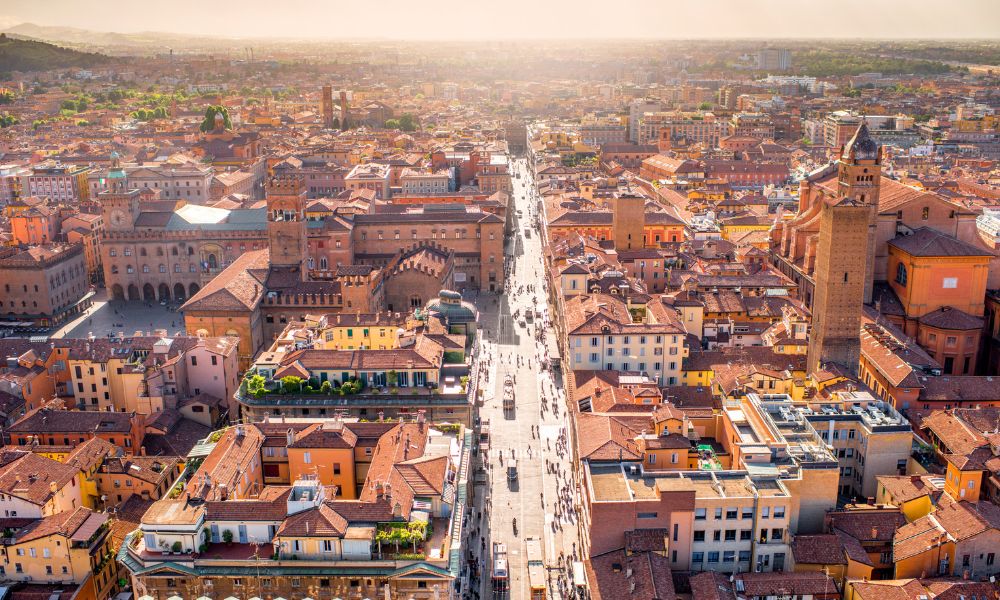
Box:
[612, 192, 646, 251]
[806, 123, 882, 376]
[321, 85, 334, 129]
[266, 175, 308, 277]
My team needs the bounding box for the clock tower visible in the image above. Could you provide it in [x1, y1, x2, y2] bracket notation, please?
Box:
[99, 152, 140, 230]
[266, 175, 308, 277]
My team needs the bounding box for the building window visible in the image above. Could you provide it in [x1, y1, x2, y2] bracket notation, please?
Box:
[895, 263, 907, 286]
[943, 277, 958, 289]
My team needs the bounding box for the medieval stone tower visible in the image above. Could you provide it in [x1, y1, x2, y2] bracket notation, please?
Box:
[836, 122, 882, 304]
[321, 85, 334, 129]
[806, 123, 883, 376]
[266, 175, 308, 276]
[612, 192, 646, 251]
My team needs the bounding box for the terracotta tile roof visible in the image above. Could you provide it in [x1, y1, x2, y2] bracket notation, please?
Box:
[733, 572, 839, 597]
[827, 508, 905, 543]
[893, 513, 947, 560]
[860, 313, 938, 388]
[921, 410, 985, 455]
[849, 579, 932, 600]
[576, 413, 643, 461]
[932, 500, 1000, 539]
[565, 293, 684, 336]
[142, 418, 210, 457]
[573, 370, 664, 413]
[394, 455, 449, 496]
[813, 171, 934, 215]
[791, 534, 848, 565]
[921, 579, 1000, 600]
[189, 425, 264, 500]
[917, 306, 983, 330]
[9, 409, 134, 434]
[358, 423, 431, 518]
[888, 227, 993, 257]
[288, 422, 359, 449]
[64, 437, 115, 471]
[835, 529, 873, 566]
[877, 475, 944, 504]
[276, 503, 347, 537]
[15, 507, 105, 544]
[102, 456, 179, 486]
[0, 450, 79, 506]
[586, 549, 676, 600]
[689, 571, 737, 600]
[109, 495, 154, 548]
[326, 498, 395, 523]
[181, 249, 269, 312]
[205, 490, 291, 522]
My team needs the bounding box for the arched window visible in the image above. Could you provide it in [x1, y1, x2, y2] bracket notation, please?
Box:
[896, 263, 908, 286]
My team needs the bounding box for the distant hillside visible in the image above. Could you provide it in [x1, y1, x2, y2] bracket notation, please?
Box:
[0, 32, 110, 72]
[2, 22, 241, 53]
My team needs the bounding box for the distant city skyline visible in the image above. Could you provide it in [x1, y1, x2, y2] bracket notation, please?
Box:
[1, 0, 999, 41]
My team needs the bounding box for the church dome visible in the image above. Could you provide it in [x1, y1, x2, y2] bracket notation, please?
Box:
[425, 290, 477, 324]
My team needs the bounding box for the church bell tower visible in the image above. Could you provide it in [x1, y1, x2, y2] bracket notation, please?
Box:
[806, 123, 883, 377]
[835, 121, 882, 304]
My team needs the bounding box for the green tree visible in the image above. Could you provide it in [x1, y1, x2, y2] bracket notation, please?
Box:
[0, 114, 17, 128]
[246, 374, 267, 398]
[199, 105, 232, 132]
[697, 101, 713, 110]
[280, 376, 304, 394]
[384, 118, 400, 129]
[398, 113, 417, 132]
[0, 91, 13, 105]
[60, 99, 78, 112]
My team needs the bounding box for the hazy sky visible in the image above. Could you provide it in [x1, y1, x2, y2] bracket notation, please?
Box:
[2, 0, 999, 40]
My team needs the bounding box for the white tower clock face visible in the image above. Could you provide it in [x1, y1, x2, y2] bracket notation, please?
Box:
[111, 209, 126, 227]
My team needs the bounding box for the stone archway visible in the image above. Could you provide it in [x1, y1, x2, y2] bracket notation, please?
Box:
[174, 283, 186, 300]
[111, 284, 125, 301]
[142, 283, 155, 302]
[189, 283, 200, 298]
[127, 284, 140, 301]
[158, 283, 170, 301]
